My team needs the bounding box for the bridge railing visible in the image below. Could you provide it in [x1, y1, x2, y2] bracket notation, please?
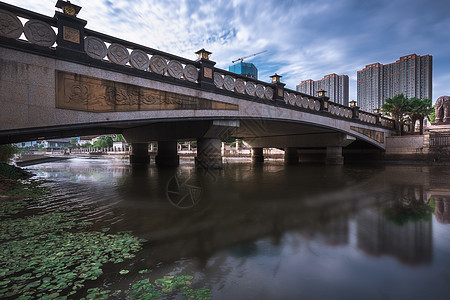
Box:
[282, 87, 394, 129]
[0, 2, 58, 49]
[83, 28, 202, 84]
[0, 2, 395, 130]
[212, 67, 277, 101]
[430, 133, 450, 147]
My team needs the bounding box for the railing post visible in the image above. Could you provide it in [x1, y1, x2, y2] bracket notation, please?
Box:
[54, 0, 87, 56]
[351, 106, 360, 119]
[317, 90, 329, 112]
[349, 100, 359, 119]
[195, 48, 216, 90]
[270, 73, 285, 102]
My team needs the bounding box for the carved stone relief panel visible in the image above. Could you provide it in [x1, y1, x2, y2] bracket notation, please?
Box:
[23, 20, 56, 47]
[183, 65, 199, 82]
[84, 36, 107, 59]
[107, 43, 129, 65]
[234, 78, 245, 94]
[264, 87, 273, 100]
[255, 84, 265, 99]
[0, 9, 23, 39]
[214, 73, 224, 88]
[223, 75, 235, 91]
[167, 60, 183, 78]
[245, 82, 256, 96]
[63, 26, 80, 44]
[350, 126, 384, 143]
[129, 49, 149, 70]
[55, 71, 238, 112]
[149, 55, 167, 75]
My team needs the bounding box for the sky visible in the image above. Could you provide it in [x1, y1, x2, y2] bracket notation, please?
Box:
[4, 0, 450, 103]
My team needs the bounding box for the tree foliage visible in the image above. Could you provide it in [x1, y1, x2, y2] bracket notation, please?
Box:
[0, 144, 18, 163]
[382, 94, 434, 135]
[429, 105, 436, 123]
[113, 134, 125, 143]
[92, 137, 113, 149]
[382, 94, 409, 135]
[69, 137, 78, 147]
[407, 97, 433, 134]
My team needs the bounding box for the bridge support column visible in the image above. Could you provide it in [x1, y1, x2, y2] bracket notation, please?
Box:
[130, 143, 150, 164]
[252, 147, 264, 163]
[326, 146, 344, 165]
[284, 147, 299, 164]
[155, 141, 179, 167]
[196, 138, 222, 169]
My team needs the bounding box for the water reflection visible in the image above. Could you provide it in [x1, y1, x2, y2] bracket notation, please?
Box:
[357, 186, 433, 265]
[27, 161, 450, 299]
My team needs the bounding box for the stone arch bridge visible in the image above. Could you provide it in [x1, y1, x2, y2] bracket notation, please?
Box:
[0, 2, 395, 167]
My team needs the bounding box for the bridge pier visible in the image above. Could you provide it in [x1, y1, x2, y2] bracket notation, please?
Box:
[252, 148, 264, 163]
[155, 141, 179, 167]
[130, 143, 150, 164]
[284, 147, 299, 164]
[196, 138, 222, 169]
[326, 146, 344, 165]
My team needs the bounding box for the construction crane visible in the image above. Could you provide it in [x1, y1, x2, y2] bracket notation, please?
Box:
[232, 50, 267, 64]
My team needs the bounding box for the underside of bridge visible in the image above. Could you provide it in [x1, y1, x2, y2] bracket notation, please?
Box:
[0, 117, 382, 167]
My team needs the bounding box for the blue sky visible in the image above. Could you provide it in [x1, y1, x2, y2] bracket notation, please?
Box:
[5, 0, 450, 103]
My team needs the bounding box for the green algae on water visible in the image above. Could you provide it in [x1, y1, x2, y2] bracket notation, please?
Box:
[0, 208, 144, 299]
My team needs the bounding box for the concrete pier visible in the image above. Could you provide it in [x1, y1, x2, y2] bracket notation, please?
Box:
[284, 147, 299, 164]
[252, 147, 264, 163]
[155, 141, 179, 167]
[196, 138, 222, 169]
[326, 146, 344, 165]
[130, 143, 150, 164]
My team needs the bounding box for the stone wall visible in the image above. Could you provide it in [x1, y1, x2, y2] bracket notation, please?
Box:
[385, 135, 425, 154]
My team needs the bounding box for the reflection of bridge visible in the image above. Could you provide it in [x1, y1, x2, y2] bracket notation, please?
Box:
[35, 162, 432, 267]
[0, 2, 395, 167]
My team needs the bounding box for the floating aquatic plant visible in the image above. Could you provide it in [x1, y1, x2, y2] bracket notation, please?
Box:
[124, 275, 212, 300]
[0, 209, 144, 299]
[0, 172, 211, 299]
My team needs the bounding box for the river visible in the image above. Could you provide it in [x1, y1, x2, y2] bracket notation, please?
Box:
[24, 158, 450, 299]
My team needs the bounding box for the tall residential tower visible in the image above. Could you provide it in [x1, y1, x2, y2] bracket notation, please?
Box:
[296, 73, 349, 106]
[357, 54, 432, 113]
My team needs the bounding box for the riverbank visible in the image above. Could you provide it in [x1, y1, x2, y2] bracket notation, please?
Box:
[383, 134, 450, 165]
[0, 162, 32, 198]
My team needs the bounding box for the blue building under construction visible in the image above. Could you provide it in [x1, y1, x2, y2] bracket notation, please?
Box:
[229, 62, 258, 80]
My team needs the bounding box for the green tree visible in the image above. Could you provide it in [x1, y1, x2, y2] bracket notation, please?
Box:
[429, 105, 436, 123]
[0, 144, 17, 162]
[407, 98, 433, 134]
[69, 137, 78, 148]
[92, 137, 113, 149]
[113, 134, 125, 143]
[382, 94, 409, 135]
[105, 136, 113, 148]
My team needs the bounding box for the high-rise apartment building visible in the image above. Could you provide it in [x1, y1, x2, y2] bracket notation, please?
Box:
[357, 54, 432, 113]
[296, 74, 349, 105]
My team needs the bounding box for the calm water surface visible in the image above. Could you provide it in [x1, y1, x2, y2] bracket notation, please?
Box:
[28, 158, 450, 300]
